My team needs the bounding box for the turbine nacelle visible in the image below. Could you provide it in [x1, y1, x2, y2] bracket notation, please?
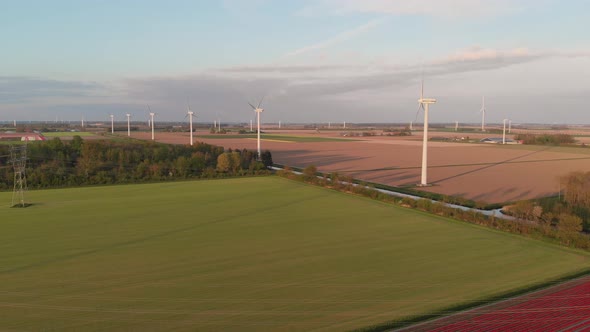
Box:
[418, 98, 437, 105]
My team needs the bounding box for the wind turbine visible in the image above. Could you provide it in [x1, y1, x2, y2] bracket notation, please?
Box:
[455, 120, 459, 132]
[480, 96, 486, 132]
[503, 119, 509, 144]
[109, 114, 114, 134]
[417, 79, 437, 186]
[126, 113, 131, 137]
[148, 106, 155, 141]
[248, 97, 265, 160]
[185, 103, 195, 146]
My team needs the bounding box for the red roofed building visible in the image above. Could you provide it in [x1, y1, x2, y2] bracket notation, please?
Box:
[0, 132, 47, 141]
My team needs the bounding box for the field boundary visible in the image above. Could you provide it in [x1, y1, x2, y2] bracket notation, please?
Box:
[353, 268, 590, 332]
[273, 163, 506, 210]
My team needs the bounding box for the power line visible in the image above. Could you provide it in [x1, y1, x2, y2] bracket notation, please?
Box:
[10, 143, 28, 207]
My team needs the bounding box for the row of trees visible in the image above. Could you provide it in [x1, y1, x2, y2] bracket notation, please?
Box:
[0, 137, 272, 189]
[278, 165, 590, 250]
[514, 133, 576, 145]
[561, 171, 590, 207]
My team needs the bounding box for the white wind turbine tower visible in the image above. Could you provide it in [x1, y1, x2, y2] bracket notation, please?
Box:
[186, 104, 195, 146]
[503, 118, 510, 144]
[480, 96, 486, 132]
[126, 113, 131, 137]
[417, 80, 437, 186]
[109, 114, 114, 134]
[248, 98, 265, 160]
[148, 106, 156, 141]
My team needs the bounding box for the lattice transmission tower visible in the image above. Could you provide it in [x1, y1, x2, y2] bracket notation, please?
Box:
[10, 143, 28, 207]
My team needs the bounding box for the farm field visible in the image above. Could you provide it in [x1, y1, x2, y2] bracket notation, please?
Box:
[196, 134, 355, 142]
[138, 130, 590, 204]
[42, 132, 96, 137]
[1, 177, 590, 331]
[405, 276, 590, 331]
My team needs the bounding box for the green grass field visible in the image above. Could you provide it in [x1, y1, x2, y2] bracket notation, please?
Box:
[199, 134, 355, 142]
[42, 132, 96, 137]
[1, 177, 589, 331]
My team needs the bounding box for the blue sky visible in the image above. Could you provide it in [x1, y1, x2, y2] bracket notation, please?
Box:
[1, 0, 589, 124]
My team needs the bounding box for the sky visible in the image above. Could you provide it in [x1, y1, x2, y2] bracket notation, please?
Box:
[1, 0, 589, 124]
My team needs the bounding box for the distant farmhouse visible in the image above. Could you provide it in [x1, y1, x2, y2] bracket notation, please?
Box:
[0, 132, 46, 141]
[480, 137, 518, 144]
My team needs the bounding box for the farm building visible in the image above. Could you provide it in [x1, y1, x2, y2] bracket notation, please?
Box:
[480, 137, 518, 144]
[0, 132, 47, 141]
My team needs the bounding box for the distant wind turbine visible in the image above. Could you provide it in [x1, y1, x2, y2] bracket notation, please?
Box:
[185, 103, 195, 146]
[480, 96, 486, 132]
[417, 79, 437, 186]
[248, 97, 265, 160]
[109, 114, 114, 134]
[503, 119, 508, 144]
[148, 106, 155, 141]
[126, 113, 131, 137]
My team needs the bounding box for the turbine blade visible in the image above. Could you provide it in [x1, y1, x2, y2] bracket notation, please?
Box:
[420, 66, 424, 99]
[421, 79, 424, 99]
[257, 95, 265, 109]
[248, 102, 256, 110]
[414, 105, 423, 123]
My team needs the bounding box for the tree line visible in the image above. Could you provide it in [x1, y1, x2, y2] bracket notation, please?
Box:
[0, 137, 272, 190]
[513, 133, 576, 145]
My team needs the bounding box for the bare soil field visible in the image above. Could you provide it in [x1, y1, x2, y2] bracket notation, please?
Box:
[129, 130, 590, 204]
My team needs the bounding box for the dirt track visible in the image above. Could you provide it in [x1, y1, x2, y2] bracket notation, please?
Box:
[130, 131, 590, 204]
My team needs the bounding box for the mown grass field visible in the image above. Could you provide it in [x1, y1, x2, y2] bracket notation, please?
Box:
[42, 132, 96, 137]
[198, 134, 355, 142]
[1, 177, 589, 331]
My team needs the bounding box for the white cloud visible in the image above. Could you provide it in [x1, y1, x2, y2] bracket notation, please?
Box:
[283, 18, 385, 58]
[299, 0, 536, 18]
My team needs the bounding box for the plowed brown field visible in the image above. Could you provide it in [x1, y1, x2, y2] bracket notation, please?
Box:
[131, 130, 590, 204]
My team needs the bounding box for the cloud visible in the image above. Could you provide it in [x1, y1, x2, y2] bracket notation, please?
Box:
[283, 18, 385, 57]
[0, 77, 107, 103]
[4, 46, 589, 123]
[299, 0, 537, 18]
[211, 46, 555, 98]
